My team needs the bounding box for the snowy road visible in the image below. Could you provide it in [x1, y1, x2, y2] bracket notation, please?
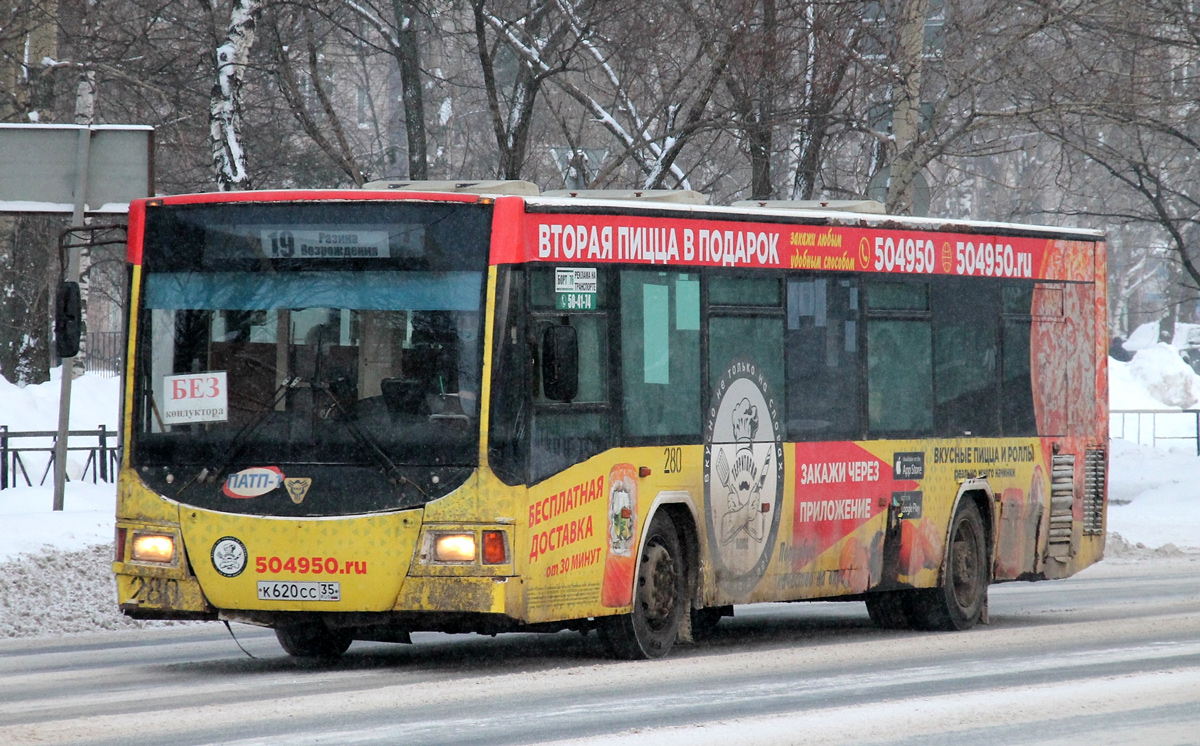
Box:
[2, 555, 1198, 746]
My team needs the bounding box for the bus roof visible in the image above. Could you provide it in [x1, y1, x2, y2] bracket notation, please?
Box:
[135, 188, 1105, 244]
[523, 195, 1105, 243]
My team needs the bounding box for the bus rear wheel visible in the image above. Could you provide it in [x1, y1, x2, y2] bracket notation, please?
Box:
[275, 622, 353, 658]
[601, 512, 687, 659]
[907, 499, 988, 631]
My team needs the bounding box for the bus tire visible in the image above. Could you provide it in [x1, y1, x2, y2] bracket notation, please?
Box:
[865, 591, 911, 629]
[908, 499, 989, 631]
[600, 512, 687, 659]
[275, 622, 353, 658]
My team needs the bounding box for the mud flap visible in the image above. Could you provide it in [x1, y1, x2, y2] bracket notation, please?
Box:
[877, 496, 904, 590]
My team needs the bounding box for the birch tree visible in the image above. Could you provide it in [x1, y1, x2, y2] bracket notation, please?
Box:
[209, 0, 262, 191]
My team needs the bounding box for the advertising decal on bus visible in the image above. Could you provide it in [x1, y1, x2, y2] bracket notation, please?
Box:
[601, 464, 639, 607]
[520, 215, 1094, 282]
[788, 442, 913, 590]
[211, 536, 248, 577]
[223, 466, 285, 498]
[704, 358, 785, 598]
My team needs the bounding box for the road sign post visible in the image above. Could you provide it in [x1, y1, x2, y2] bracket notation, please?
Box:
[0, 124, 153, 510]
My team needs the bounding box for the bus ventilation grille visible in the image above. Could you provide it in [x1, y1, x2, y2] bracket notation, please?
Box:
[1048, 453, 1076, 558]
[1082, 449, 1105, 535]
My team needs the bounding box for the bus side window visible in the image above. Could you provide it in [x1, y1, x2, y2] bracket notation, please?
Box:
[1001, 283, 1037, 436]
[619, 270, 701, 441]
[488, 268, 529, 485]
[786, 277, 861, 440]
[866, 281, 932, 436]
[933, 278, 1000, 436]
[707, 274, 785, 418]
[528, 267, 611, 484]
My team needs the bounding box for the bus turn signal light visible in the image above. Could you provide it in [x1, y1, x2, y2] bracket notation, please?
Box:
[434, 533, 475, 562]
[482, 530, 508, 564]
[131, 533, 175, 563]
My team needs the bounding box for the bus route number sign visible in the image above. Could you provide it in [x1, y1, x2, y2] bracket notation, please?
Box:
[555, 267, 597, 310]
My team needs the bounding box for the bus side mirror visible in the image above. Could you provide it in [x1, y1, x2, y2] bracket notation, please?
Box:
[541, 323, 578, 402]
[55, 281, 82, 359]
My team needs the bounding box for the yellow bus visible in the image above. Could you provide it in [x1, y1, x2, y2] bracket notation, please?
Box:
[113, 182, 1108, 658]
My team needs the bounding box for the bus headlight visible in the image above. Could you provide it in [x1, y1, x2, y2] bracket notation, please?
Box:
[433, 533, 475, 563]
[131, 533, 176, 563]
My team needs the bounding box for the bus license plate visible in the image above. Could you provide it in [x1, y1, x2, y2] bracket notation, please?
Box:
[257, 581, 341, 602]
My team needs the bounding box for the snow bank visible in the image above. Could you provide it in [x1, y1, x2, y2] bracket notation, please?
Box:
[0, 545, 187, 637]
[1109, 357, 1177, 410]
[0, 483, 117, 561]
[0, 367, 120, 431]
[1127, 343, 1200, 408]
[0, 369, 122, 484]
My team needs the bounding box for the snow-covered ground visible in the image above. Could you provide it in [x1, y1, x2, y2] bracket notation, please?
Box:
[2, 324, 1199, 637]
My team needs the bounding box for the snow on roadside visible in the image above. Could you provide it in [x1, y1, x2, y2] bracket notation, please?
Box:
[0, 483, 118, 561]
[0, 372, 180, 637]
[0, 545, 189, 637]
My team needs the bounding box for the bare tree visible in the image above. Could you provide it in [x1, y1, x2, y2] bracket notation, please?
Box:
[266, 5, 369, 185]
[332, 0, 429, 179]
[471, 0, 587, 180]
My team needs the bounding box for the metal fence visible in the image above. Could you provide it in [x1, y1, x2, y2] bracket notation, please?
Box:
[84, 331, 124, 378]
[1109, 409, 1200, 455]
[0, 425, 119, 489]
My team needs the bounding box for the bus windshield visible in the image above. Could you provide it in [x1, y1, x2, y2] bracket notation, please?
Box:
[130, 201, 490, 516]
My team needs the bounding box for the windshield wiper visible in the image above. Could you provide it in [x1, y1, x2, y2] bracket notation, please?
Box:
[311, 381, 427, 498]
[175, 376, 299, 497]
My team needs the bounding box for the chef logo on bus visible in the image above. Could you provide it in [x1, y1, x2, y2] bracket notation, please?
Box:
[211, 536, 247, 577]
[704, 358, 784, 598]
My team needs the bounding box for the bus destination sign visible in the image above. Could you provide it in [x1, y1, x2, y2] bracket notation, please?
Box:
[260, 229, 391, 259]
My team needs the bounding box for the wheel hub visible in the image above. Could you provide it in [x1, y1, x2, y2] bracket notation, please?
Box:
[638, 542, 678, 629]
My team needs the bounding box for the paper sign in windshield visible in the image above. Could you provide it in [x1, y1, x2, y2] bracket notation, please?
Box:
[162, 372, 228, 425]
[260, 229, 391, 259]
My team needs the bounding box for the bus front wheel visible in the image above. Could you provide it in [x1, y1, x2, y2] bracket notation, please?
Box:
[275, 622, 353, 658]
[601, 512, 687, 659]
[907, 499, 989, 631]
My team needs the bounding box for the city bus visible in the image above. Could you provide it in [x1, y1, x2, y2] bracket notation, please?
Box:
[112, 181, 1108, 659]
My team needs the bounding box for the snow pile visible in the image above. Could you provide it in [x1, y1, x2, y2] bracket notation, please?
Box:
[0, 545, 186, 637]
[1126, 343, 1200, 408]
[1104, 532, 1186, 559]
[1106, 437, 1200, 552]
[0, 483, 118, 560]
[1121, 319, 1200, 353]
[0, 369, 121, 482]
[0, 371, 179, 637]
[0, 367, 120, 431]
[1109, 356, 1178, 410]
